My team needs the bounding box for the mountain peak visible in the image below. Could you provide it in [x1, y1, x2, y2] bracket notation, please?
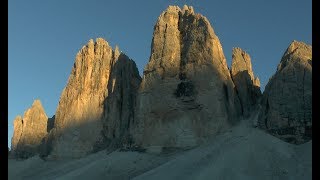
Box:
[182, 5, 194, 14]
[259, 41, 312, 144]
[95, 37, 109, 45]
[11, 100, 48, 158]
[287, 40, 310, 52]
[32, 99, 43, 108]
[165, 5, 181, 13]
[231, 47, 261, 117]
[278, 40, 312, 71]
[231, 47, 253, 76]
[135, 5, 241, 148]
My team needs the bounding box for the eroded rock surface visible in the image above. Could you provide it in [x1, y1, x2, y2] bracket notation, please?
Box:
[50, 38, 115, 158]
[50, 38, 141, 158]
[133, 5, 241, 148]
[258, 41, 312, 144]
[102, 53, 141, 149]
[11, 116, 23, 155]
[11, 100, 48, 158]
[231, 47, 261, 117]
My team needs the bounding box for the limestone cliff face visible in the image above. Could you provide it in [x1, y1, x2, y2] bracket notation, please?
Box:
[231, 48, 261, 117]
[102, 53, 141, 148]
[11, 116, 23, 153]
[11, 100, 48, 158]
[50, 38, 140, 158]
[258, 41, 312, 144]
[134, 5, 241, 148]
[51, 38, 115, 158]
[39, 115, 55, 158]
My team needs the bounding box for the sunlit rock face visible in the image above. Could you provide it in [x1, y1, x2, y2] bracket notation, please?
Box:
[50, 38, 115, 158]
[50, 38, 141, 158]
[230, 47, 261, 117]
[133, 5, 241, 148]
[11, 100, 48, 158]
[258, 41, 312, 144]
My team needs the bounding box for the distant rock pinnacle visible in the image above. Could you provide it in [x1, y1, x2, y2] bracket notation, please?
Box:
[11, 99, 48, 158]
[231, 47, 261, 117]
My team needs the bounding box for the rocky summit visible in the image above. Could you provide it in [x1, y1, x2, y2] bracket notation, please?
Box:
[258, 41, 312, 144]
[11, 100, 48, 158]
[133, 5, 241, 149]
[47, 38, 141, 158]
[231, 47, 262, 117]
[49, 38, 114, 158]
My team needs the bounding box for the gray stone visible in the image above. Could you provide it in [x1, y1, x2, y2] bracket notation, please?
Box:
[39, 115, 55, 158]
[258, 40, 312, 144]
[231, 47, 262, 117]
[133, 5, 241, 148]
[11, 115, 23, 155]
[50, 38, 116, 158]
[11, 100, 48, 158]
[50, 38, 141, 158]
[101, 52, 141, 150]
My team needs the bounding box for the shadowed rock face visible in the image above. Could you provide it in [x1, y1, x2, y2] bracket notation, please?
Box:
[11, 100, 48, 158]
[39, 115, 55, 158]
[50, 38, 141, 158]
[231, 48, 261, 117]
[258, 41, 312, 144]
[133, 5, 241, 148]
[101, 53, 141, 149]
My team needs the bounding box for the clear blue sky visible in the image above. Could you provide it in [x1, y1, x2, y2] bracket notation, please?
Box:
[8, 0, 312, 148]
